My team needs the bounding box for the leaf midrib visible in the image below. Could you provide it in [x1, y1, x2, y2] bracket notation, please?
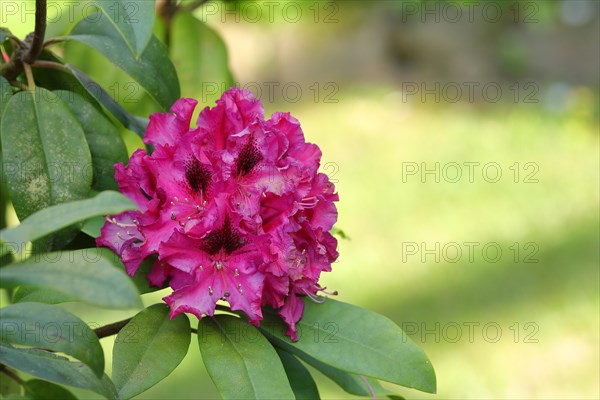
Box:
[212, 317, 260, 398]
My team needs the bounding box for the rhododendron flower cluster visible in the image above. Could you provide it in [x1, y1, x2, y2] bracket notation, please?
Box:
[97, 88, 338, 340]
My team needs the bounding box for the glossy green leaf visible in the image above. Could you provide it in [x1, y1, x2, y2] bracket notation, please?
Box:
[65, 64, 149, 136]
[25, 379, 78, 400]
[0, 191, 134, 252]
[0, 76, 12, 122]
[94, 0, 155, 56]
[112, 304, 190, 399]
[81, 215, 105, 238]
[0, 248, 142, 309]
[290, 350, 403, 399]
[124, 255, 161, 294]
[0, 343, 117, 399]
[54, 91, 128, 191]
[0, 76, 12, 234]
[63, 14, 179, 110]
[0, 303, 104, 377]
[12, 286, 76, 304]
[83, 219, 160, 294]
[0, 366, 21, 396]
[198, 315, 295, 400]
[171, 12, 234, 105]
[260, 299, 436, 394]
[32, 50, 98, 107]
[0, 88, 92, 220]
[275, 349, 320, 400]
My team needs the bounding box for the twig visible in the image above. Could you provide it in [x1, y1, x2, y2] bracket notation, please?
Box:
[23, 64, 35, 90]
[0, 0, 47, 81]
[31, 60, 70, 73]
[94, 318, 132, 339]
[23, 0, 47, 64]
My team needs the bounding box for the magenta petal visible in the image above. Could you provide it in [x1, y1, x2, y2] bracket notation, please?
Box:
[114, 149, 157, 210]
[279, 293, 305, 342]
[99, 89, 338, 341]
[144, 98, 198, 151]
[164, 279, 217, 320]
[147, 259, 172, 287]
[196, 88, 264, 150]
[96, 211, 145, 275]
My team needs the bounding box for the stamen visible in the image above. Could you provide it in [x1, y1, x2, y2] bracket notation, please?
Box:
[318, 287, 338, 296]
[303, 289, 326, 303]
[105, 216, 137, 228]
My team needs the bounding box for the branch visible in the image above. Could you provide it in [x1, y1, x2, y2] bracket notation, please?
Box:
[0, 0, 47, 81]
[23, 0, 47, 64]
[94, 318, 132, 339]
[93, 305, 241, 338]
[31, 60, 70, 73]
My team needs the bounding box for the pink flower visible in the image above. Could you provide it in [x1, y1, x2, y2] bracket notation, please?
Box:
[97, 88, 338, 340]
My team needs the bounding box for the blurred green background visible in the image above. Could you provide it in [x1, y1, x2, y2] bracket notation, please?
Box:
[3, 0, 599, 398]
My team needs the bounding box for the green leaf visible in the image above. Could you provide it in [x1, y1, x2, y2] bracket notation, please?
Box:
[275, 349, 320, 400]
[81, 215, 105, 238]
[0, 77, 12, 234]
[112, 304, 190, 399]
[0, 76, 12, 122]
[289, 350, 403, 399]
[54, 91, 129, 191]
[0, 248, 142, 309]
[12, 286, 76, 304]
[198, 315, 295, 400]
[0, 366, 22, 396]
[25, 379, 78, 400]
[93, 0, 155, 56]
[63, 15, 179, 110]
[0, 88, 92, 220]
[0, 303, 104, 377]
[0, 343, 117, 399]
[65, 64, 149, 136]
[260, 299, 436, 394]
[32, 50, 98, 107]
[0, 191, 134, 252]
[171, 12, 234, 105]
[123, 255, 161, 294]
